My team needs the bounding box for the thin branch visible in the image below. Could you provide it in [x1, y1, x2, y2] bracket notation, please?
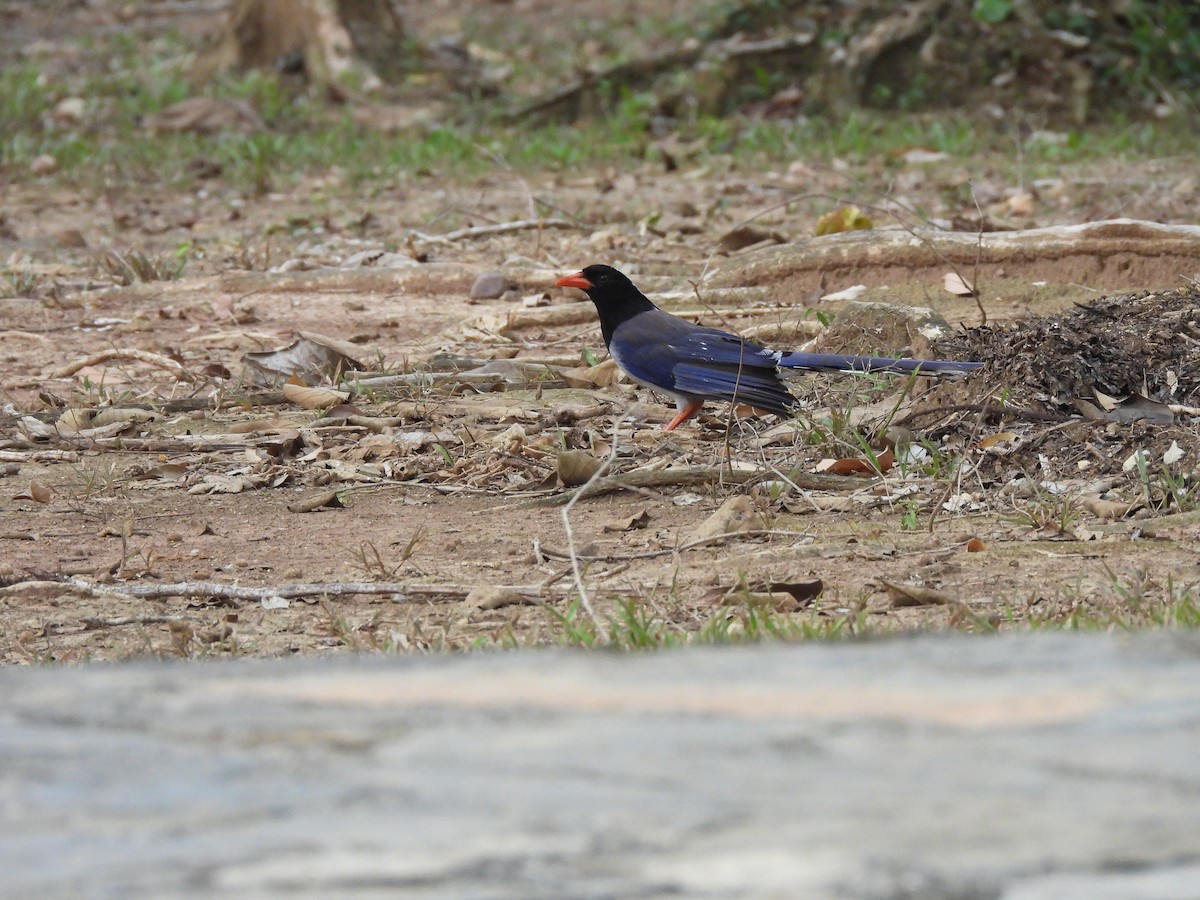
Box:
[561, 414, 630, 631]
[538, 528, 812, 563]
[409, 218, 577, 244]
[81, 615, 192, 630]
[525, 465, 868, 506]
[50, 579, 483, 603]
[968, 181, 988, 325]
[52, 348, 192, 381]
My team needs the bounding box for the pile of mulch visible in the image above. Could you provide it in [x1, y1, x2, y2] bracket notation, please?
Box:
[944, 286, 1200, 409]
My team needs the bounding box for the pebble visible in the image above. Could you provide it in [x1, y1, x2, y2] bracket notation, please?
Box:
[53, 97, 86, 123]
[29, 154, 58, 176]
[469, 272, 511, 301]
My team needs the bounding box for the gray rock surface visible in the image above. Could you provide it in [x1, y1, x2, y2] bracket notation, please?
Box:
[2, 634, 1199, 898]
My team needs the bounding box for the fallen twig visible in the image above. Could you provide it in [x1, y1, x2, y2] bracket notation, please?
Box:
[538, 528, 812, 563]
[0, 449, 81, 462]
[525, 466, 871, 506]
[55, 579, 476, 603]
[81, 615, 193, 630]
[409, 218, 577, 244]
[52, 348, 192, 381]
[560, 415, 629, 630]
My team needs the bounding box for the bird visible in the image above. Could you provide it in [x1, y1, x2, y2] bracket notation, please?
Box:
[554, 264, 982, 431]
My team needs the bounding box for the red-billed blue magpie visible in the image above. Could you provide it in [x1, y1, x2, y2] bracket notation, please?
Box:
[555, 264, 982, 430]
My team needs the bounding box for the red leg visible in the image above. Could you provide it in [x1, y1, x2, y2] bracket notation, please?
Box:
[663, 400, 703, 431]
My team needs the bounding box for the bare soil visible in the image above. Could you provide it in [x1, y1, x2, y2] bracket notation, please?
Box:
[3, 2, 1200, 662]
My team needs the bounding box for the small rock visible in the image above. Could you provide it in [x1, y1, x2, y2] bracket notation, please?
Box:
[467, 586, 536, 610]
[669, 200, 700, 217]
[587, 228, 619, 249]
[30, 154, 58, 176]
[54, 228, 87, 249]
[53, 97, 86, 123]
[469, 272, 511, 301]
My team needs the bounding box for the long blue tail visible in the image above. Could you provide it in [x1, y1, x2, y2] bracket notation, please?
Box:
[778, 352, 982, 376]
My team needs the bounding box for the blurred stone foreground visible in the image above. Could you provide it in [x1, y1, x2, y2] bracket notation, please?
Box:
[2, 634, 1199, 899]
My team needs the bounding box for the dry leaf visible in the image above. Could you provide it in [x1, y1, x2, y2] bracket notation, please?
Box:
[91, 408, 157, 428]
[700, 578, 822, 611]
[133, 463, 189, 480]
[188, 474, 259, 495]
[229, 419, 286, 434]
[1092, 388, 1122, 412]
[741, 578, 823, 607]
[560, 359, 619, 388]
[1005, 191, 1035, 217]
[880, 579, 955, 607]
[15, 480, 52, 503]
[719, 225, 787, 252]
[282, 382, 351, 410]
[731, 592, 805, 612]
[55, 409, 93, 432]
[557, 449, 602, 486]
[692, 496, 765, 540]
[816, 447, 894, 476]
[978, 431, 1019, 450]
[943, 272, 976, 296]
[1095, 394, 1173, 426]
[242, 333, 364, 388]
[820, 284, 868, 302]
[287, 490, 347, 513]
[1081, 496, 1136, 520]
[603, 508, 651, 532]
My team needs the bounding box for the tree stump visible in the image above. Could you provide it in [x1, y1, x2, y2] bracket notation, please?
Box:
[191, 0, 410, 92]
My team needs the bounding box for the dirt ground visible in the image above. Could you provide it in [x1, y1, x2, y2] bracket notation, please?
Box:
[3, 2, 1200, 662]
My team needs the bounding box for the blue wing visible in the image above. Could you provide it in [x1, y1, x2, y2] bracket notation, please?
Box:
[611, 312, 796, 415]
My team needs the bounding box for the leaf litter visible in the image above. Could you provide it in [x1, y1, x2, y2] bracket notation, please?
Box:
[8, 269, 1200, 659]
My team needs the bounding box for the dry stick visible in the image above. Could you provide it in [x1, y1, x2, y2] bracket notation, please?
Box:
[968, 182, 988, 325]
[719, 303, 750, 475]
[926, 389, 992, 533]
[538, 528, 813, 563]
[560, 414, 630, 632]
[57, 578, 482, 603]
[473, 142, 538, 220]
[81, 615, 192, 630]
[52, 348, 192, 381]
[526, 466, 868, 506]
[408, 218, 576, 244]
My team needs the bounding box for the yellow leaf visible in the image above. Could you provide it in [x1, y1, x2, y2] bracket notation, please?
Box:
[943, 272, 976, 296]
[815, 206, 873, 236]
